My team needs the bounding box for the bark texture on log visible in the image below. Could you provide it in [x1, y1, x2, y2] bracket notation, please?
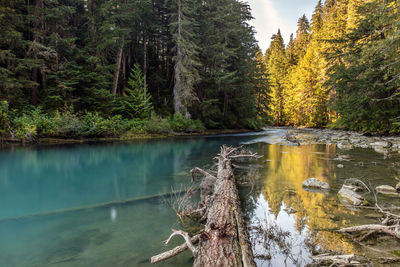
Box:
[151, 145, 257, 267]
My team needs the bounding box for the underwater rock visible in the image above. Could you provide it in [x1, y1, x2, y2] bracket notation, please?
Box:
[342, 178, 369, 193]
[337, 142, 353, 150]
[337, 164, 344, 168]
[338, 187, 367, 206]
[370, 141, 392, 148]
[302, 178, 330, 191]
[376, 185, 399, 196]
[396, 183, 400, 192]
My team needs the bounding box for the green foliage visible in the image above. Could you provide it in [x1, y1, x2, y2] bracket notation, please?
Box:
[81, 112, 125, 137]
[328, 0, 400, 133]
[13, 115, 38, 140]
[145, 112, 172, 134]
[125, 119, 147, 133]
[0, 0, 260, 131]
[0, 100, 10, 135]
[170, 112, 205, 133]
[112, 64, 153, 119]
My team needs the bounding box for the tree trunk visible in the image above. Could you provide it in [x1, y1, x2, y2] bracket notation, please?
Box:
[121, 52, 126, 95]
[173, 0, 183, 115]
[112, 42, 124, 95]
[143, 36, 147, 91]
[152, 146, 257, 267]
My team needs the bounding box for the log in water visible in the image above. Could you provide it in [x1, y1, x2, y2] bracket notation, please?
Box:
[152, 145, 257, 267]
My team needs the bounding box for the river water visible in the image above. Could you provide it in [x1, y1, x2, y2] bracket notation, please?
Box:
[1, 129, 399, 266]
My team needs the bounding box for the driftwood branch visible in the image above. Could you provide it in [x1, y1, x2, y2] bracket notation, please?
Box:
[311, 254, 364, 265]
[339, 224, 400, 239]
[151, 234, 200, 264]
[190, 167, 215, 182]
[165, 229, 198, 256]
[229, 153, 262, 159]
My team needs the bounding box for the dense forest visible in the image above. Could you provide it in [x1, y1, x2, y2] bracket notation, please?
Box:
[0, 0, 259, 140]
[260, 0, 400, 133]
[0, 0, 399, 141]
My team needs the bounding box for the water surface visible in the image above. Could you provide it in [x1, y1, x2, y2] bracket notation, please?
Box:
[1, 130, 400, 266]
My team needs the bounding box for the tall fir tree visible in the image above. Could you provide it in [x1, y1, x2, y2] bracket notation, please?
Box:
[265, 30, 287, 125]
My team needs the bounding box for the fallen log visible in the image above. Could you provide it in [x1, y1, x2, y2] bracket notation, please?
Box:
[151, 145, 258, 266]
[311, 254, 365, 265]
[339, 224, 400, 239]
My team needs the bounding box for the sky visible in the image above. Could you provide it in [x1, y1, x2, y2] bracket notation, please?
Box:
[247, 0, 318, 52]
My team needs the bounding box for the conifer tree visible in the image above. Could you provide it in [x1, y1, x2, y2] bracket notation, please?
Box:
[329, 0, 400, 132]
[266, 30, 287, 125]
[169, 0, 200, 118]
[253, 49, 270, 122]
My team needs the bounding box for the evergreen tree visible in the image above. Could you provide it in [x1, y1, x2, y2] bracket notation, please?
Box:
[169, 0, 200, 118]
[328, 0, 400, 132]
[253, 49, 270, 122]
[293, 15, 310, 59]
[112, 64, 153, 119]
[266, 30, 287, 125]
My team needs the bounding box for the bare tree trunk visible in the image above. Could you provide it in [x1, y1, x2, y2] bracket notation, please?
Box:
[173, 0, 183, 115]
[121, 52, 126, 95]
[152, 146, 258, 266]
[32, 66, 38, 105]
[143, 36, 147, 90]
[112, 42, 124, 96]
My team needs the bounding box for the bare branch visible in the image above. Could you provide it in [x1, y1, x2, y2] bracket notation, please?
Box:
[165, 229, 198, 256]
[151, 234, 200, 264]
[229, 153, 262, 159]
[190, 167, 216, 182]
[339, 224, 400, 239]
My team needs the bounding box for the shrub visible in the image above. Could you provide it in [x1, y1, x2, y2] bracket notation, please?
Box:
[170, 112, 205, 133]
[80, 112, 125, 137]
[30, 107, 58, 136]
[53, 107, 83, 136]
[0, 100, 9, 136]
[244, 117, 261, 130]
[146, 112, 172, 133]
[13, 114, 37, 140]
[126, 119, 147, 133]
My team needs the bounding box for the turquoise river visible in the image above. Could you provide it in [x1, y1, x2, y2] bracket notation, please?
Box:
[1, 129, 400, 266]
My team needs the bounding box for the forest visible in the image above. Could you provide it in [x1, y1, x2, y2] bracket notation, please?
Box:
[261, 0, 400, 133]
[0, 0, 399, 141]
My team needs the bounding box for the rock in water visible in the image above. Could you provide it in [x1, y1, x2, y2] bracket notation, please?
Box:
[396, 183, 400, 192]
[375, 185, 399, 196]
[338, 187, 367, 206]
[370, 141, 392, 148]
[302, 178, 330, 190]
[337, 143, 353, 150]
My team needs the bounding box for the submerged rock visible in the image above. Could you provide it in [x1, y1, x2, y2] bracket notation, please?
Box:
[342, 178, 368, 193]
[337, 164, 344, 168]
[302, 178, 330, 191]
[370, 141, 392, 148]
[396, 183, 400, 192]
[375, 185, 399, 196]
[337, 142, 353, 150]
[338, 187, 367, 206]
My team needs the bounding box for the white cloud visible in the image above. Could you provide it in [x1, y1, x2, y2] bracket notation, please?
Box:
[248, 0, 292, 52]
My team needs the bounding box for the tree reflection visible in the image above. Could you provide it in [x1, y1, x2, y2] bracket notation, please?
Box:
[242, 144, 363, 266]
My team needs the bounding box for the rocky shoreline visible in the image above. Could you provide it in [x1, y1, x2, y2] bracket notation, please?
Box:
[282, 128, 400, 155]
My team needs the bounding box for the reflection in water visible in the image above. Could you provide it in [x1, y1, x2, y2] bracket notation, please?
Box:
[2, 130, 400, 266]
[243, 143, 400, 266]
[0, 134, 269, 267]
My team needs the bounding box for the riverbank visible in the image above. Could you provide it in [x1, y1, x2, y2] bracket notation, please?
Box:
[280, 127, 400, 154]
[0, 128, 255, 146]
